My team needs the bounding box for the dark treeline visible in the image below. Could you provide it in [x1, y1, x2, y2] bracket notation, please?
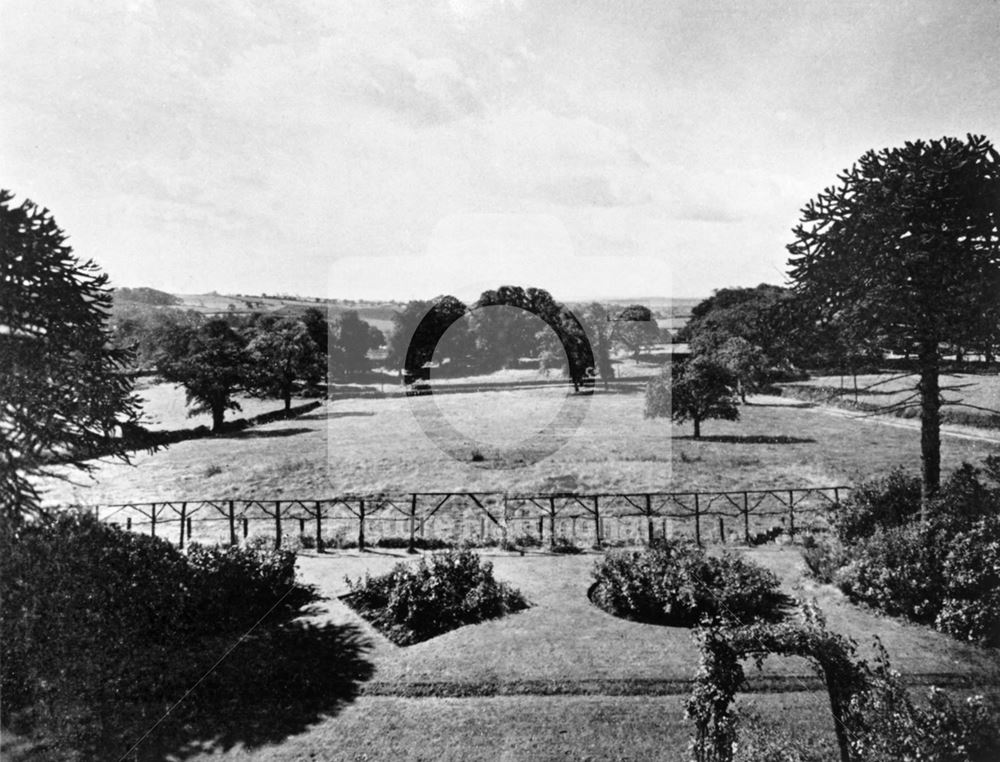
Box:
[383, 285, 666, 389]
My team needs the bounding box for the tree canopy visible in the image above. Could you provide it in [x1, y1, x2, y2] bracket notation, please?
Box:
[1, 191, 142, 525]
[645, 356, 739, 439]
[245, 318, 324, 412]
[787, 134, 1000, 507]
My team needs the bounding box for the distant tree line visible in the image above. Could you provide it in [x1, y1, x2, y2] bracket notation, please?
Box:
[384, 285, 663, 388]
[110, 306, 384, 431]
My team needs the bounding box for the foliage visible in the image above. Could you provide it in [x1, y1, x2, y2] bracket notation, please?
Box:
[245, 318, 324, 411]
[0, 513, 315, 757]
[387, 295, 470, 372]
[344, 549, 528, 645]
[0, 191, 142, 526]
[845, 641, 999, 761]
[686, 606, 998, 762]
[591, 539, 785, 627]
[800, 535, 849, 583]
[156, 318, 248, 431]
[937, 515, 1000, 645]
[331, 309, 384, 375]
[832, 468, 922, 545]
[549, 535, 584, 554]
[112, 285, 179, 306]
[706, 337, 769, 402]
[787, 135, 1000, 501]
[646, 355, 740, 438]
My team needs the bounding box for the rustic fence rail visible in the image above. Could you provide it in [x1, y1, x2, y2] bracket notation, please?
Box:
[76, 486, 848, 551]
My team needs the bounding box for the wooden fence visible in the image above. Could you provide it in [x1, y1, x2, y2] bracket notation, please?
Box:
[79, 487, 848, 551]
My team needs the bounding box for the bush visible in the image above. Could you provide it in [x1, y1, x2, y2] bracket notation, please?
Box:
[549, 536, 583, 554]
[832, 468, 921, 545]
[344, 549, 528, 645]
[937, 515, 1000, 646]
[591, 539, 785, 627]
[835, 520, 951, 624]
[374, 536, 453, 551]
[0, 514, 315, 757]
[800, 536, 849, 583]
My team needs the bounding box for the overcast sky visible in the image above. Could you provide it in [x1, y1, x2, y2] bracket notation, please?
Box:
[3, 0, 998, 302]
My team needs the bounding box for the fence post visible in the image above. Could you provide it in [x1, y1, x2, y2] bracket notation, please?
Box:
[593, 496, 602, 549]
[408, 494, 417, 554]
[315, 501, 323, 553]
[833, 487, 840, 507]
[743, 492, 750, 545]
[645, 494, 654, 544]
[126, 516, 132, 531]
[187, 517, 193, 542]
[693, 493, 701, 547]
[274, 501, 282, 549]
[178, 503, 186, 549]
[548, 497, 556, 548]
[788, 490, 795, 536]
[358, 498, 366, 552]
[242, 516, 249, 539]
[718, 516, 725, 543]
[151, 504, 157, 538]
[228, 500, 237, 546]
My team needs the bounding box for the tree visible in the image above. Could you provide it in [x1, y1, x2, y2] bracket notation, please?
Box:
[300, 307, 331, 382]
[612, 304, 659, 358]
[579, 303, 615, 388]
[387, 296, 471, 376]
[645, 356, 739, 439]
[246, 319, 323, 412]
[156, 319, 248, 432]
[702, 336, 768, 403]
[787, 135, 1000, 512]
[0, 191, 142, 526]
[331, 310, 383, 376]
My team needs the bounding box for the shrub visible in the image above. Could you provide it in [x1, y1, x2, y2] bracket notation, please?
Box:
[835, 520, 951, 624]
[937, 515, 1000, 646]
[374, 536, 453, 551]
[344, 549, 528, 645]
[0, 514, 315, 757]
[832, 468, 921, 546]
[549, 536, 583, 554]
[800, 536, 849, 583]
[591, 539, 785, 627]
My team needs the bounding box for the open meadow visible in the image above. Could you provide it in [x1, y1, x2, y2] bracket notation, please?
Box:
[37, 381, 999, 508]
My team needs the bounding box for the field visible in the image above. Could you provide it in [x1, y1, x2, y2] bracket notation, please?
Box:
[36, 381, 999, 509]
[784, 371, 1000, 419]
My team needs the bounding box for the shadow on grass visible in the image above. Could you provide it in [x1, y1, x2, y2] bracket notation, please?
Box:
[298, 410, 377, 421]
[125, 619, 375, 760]
[226, 426, 314, 439]
[674, 434, 816, 444]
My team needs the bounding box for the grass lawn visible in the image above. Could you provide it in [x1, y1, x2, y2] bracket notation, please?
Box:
[34, 383, 999, 509]
[787, 370, 1000, 417]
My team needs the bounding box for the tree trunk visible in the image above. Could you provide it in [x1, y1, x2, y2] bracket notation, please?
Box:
[693, 417, 701, 439]
[283, 388, 292, 413]
[918, 341, 941, 519]
[211, 404, 224, 433]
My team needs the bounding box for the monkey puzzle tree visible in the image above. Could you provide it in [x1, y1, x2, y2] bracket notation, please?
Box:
[0, 191, 142, 526]
[787, 135, 1000, 514]
[645, 356, 739, 439]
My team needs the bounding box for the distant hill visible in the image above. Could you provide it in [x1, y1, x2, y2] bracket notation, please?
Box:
[113, 286, 180, 306]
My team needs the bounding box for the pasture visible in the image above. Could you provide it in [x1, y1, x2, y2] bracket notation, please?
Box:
[36, 381, 999, 509]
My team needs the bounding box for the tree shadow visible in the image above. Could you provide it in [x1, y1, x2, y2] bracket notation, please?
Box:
[298, 411, 377, 421]
[226, 426, 314, 439]
[675, 434, 816, 444]
[121, 618, 375, 760]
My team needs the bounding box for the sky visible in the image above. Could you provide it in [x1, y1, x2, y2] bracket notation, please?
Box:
[3, 0, 999, 302]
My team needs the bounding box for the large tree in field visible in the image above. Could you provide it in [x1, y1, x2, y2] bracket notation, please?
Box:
[787, 135, 1000, 513]
[156, 319, 248, 432]
[0, 191, 142, 526]
[330, 310, 384, 376]
[644, 356, 739, 439]
[246, 318, 323, 412]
